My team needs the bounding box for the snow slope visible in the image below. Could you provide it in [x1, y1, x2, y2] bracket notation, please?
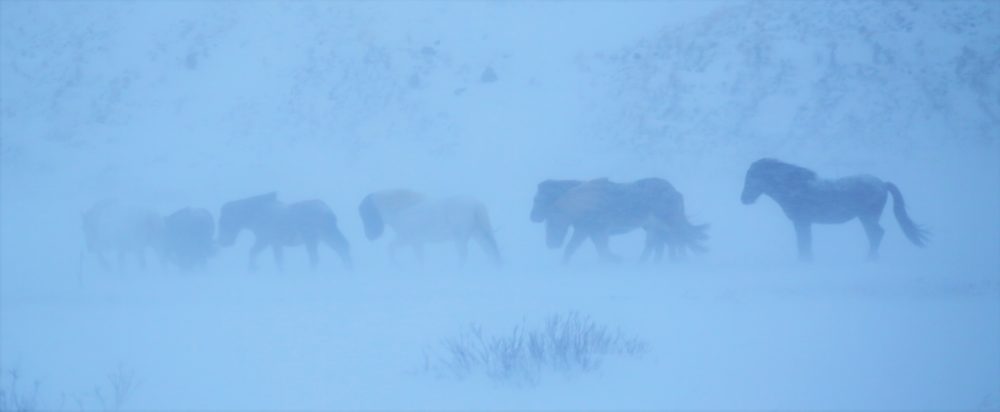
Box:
[587, 0, 1000, 158]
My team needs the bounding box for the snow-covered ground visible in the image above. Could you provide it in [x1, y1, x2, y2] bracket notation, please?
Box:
[3, 254, 999, 410]
[2, 1, 999, 410]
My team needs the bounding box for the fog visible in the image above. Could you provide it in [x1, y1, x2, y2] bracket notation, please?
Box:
[1, 1, 998, 410]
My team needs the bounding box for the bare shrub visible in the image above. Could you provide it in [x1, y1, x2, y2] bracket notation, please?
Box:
[0, 365, 138, 412]
[425, 312, 647, 385]
[94, 364, 139, 411]
[0, 369, 39, 412]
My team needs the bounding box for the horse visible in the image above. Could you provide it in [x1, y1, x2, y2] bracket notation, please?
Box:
[217, 192, 352, 272]
[530, 178, 708, 263]
[81, 199, 164, 271]
[740, 158, 928, 261]
[161, 207, 216, 271]
[358, 189, 502, 265]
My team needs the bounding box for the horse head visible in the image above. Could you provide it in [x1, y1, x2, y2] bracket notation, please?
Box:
[358, 194, 384, 241]
[163, 207, 216, 268]
[741, 163, 766, 205]
[742, 158, 816, 204]
[531, 180, 582, 223]
[217, 192, 277, 247]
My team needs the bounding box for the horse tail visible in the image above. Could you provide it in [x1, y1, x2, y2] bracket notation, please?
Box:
[358, 194, 384, 241]
[77, 249, 86, 286]
[329, 223, 354, 271]
[677, 219, 710, 255]
[886, 182, 929, 247]
[473, 204, 503, 266]
[659, 193, 709, 255]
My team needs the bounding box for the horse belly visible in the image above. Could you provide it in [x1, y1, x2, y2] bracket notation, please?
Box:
[811, 214, 857, 224]
[806, 177, 886, 223]
[608, 224, 641, 236]
[389, 211, 467, 244]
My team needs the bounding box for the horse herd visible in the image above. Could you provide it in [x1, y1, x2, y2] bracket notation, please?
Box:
[80, 158, 929, 273]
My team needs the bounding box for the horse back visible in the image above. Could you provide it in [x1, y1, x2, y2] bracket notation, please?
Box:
[553, 180, 620, 220]
[811, 175, 887, 201]
[386, 195, 490, 243]
[163, 207, 215, 268]
[82, 200, 163, 252]
[285, 199, 338, 229]
[164, 207, 215, 244]
[791, 174, 889, 223]
[372, 190, 426, 215]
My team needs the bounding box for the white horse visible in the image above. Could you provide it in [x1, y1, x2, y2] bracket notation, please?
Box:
[81, 199, 164, 271]
[358, 189, 502, 265]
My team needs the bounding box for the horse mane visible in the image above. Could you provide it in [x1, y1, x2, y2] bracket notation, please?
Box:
[530, 180, 577, 224]
[558, 179, 618, 216]
[538, 180, 584, 197]
[218, 192, 278, 243]
[751, 158, 818, 182]
[222, 192, 278, 212]
[633, 177, 675, 190]
[359, 190, 425, 241]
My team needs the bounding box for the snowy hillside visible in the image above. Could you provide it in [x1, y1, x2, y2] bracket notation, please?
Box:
[1, 1, 999, 410]
[586, 1, 1000, 158]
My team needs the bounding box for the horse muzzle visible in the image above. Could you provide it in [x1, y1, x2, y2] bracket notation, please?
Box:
[530, 211, 545, 223]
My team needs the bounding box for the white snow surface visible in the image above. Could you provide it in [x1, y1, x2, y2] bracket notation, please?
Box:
[1, 1, 999, 410]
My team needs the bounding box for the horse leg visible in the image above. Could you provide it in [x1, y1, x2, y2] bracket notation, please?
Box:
[306, 240, 319, 270]
[657, 227, 681, 262]
[454, 239, 469, 265]
[117, 250, 127, 273]
[272, 246, 285, 272]
[248, 241, 266, 272]
[794, 220, 813, 262]
[473, 231, 503, 266]
[323, 231, 353, 270]
[591, 232, 622, 263]
[413, 244, 425, 265]
[639, 243, 652, 263]
[97, 252, 111, 271]
[640, 231, 656, 263]
[859, 215, 885, 261]
[649, 236, 668, 263]
[388, 239, 403, 265]
[668, 240, 680, 262]
[137, 249, 147, 271]
[561, 230, 587, 264]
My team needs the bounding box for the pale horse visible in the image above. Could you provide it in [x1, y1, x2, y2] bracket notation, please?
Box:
[358, 189, 502, 265]
[80, 199, 164, 272]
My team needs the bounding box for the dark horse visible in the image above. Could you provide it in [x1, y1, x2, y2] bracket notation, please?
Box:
[218, 192, 352, 271]
[741, 158, 928, 261]
[162, 207, 216, 271]
[531, 178, 708, 263]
